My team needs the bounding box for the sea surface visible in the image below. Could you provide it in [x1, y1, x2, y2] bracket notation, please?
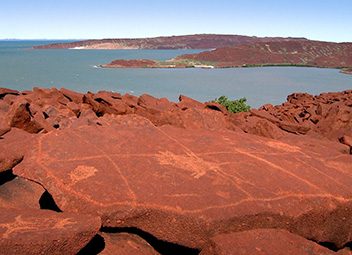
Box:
[0, 40, 351, 107]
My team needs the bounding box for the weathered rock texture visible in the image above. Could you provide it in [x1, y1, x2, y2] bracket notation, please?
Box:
[0, 208, 101, 255]
[200, 229, 336, 255]
[0, 87, 351, 254]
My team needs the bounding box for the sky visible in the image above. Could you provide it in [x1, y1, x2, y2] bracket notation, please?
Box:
[0, 0, 351, 42]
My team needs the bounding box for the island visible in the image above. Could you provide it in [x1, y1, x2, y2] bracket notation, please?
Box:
[33, 34, 307, 50]
[100, 40, 352, 71]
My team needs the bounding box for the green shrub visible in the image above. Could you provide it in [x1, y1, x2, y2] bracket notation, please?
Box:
[214, 96, 251, 113]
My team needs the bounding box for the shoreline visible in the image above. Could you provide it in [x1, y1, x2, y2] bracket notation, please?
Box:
[99, 59, 351, 73]
[341, 68, 352, 75]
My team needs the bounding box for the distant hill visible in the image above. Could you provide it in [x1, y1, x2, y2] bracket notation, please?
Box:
[33, 34, 307, 49]
[177, 40, 352, 68]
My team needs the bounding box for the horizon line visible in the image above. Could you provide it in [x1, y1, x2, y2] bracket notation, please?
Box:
[0, 33, 350, 43]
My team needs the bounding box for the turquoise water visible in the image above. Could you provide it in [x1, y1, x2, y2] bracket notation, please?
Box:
[0, 40, 351, 107]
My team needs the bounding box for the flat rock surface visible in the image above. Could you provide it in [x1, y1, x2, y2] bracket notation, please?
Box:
[0, 208, 101, 255]
[200, 229, 336, 255]
[13, 115, 352, 248]
[100, 233, 159, 255]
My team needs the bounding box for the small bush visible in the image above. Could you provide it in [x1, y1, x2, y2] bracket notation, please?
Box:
[214, 96, 251, 113]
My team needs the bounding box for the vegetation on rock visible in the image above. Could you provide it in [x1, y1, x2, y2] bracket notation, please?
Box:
[214, 96, 251, 113]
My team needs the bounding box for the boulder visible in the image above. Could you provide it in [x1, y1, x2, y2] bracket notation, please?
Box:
[0, 128, 36, 173]
[0, 117, 11, 137]
[0, 88, 19, 99]
[6, 99, 43, 133]
[200, 229, 335, 255]
[0, 208, 100, 255]
[205, 102, 228, 115]
[177, 95, 204, 110]
[121, 94, 139, 108]
[340, 135, 352, 154]
[180, 108, 229, 130]
[60, 88, 83, 104]
[228, 113, 285, 139]
[0, 176, 44, 209]
[100, 233, 159, 255]
[13, 115, 352, 249]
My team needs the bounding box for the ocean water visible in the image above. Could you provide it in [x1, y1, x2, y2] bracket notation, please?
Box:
[0, 40, 351, 107]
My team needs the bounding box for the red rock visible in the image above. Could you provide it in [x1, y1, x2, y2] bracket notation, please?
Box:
[259, 103, 274, 111]
[2, 94, 18, 105]
[0, 128, 36, 172]
[135, 107, 182, 127]
[0, 88, 19, 99]
[0, 117, 11, 137]
[338, 248, 352, 255]
[25, 87, 70, 107]
[93, 91, 132, 115]
[0, 100, 10, 113]
[0, 151, 23, 173]
[340, 135, 352, 148]
[6, 99, 43, 133]
[66, 102, 81, 116]
[229, 113, 285, 139]
[200, 229, 335, 255]
[103, 59, 159, 68]
[95, 90, 122, 100]
[100, 233, 159, 255]
[83, 92, 131, 116]
[138, 94, 176, 112]
[60, 88, 83, 104]
[0, 176, 44, 209]
[0, 207, 101, 255]
[316, 103, 352, 140]
[13, 115, 352, 248]
[205, 102, 228, 115]
[180, 108, 229, 130]
[250, 109, 311, 134]
[121, 94, 139, 108]
[177, 95, 204, 110]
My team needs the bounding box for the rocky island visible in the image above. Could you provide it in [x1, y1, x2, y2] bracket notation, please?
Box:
[101, 40, 352, 71]
[1, 87, 352, 254]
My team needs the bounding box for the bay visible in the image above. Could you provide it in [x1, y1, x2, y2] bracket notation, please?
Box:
[0, 40, 351, 107]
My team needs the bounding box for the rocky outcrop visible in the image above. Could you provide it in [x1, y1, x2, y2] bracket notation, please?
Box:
[13, 116, 352, 249]
[0, 87, 351, 254]
[102, 59, 160, 68]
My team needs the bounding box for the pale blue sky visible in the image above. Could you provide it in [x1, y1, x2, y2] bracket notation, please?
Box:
[0, 0, 351, 42]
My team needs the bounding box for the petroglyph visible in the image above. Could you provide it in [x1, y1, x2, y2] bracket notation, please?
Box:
[156, 151, 220, 179]
[69, 165, 98, 185]
[266, 140, 301, 152]
[0, 215, 77, 239]
[0, 216, 38, 238]
[53, 217, 76, 230]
